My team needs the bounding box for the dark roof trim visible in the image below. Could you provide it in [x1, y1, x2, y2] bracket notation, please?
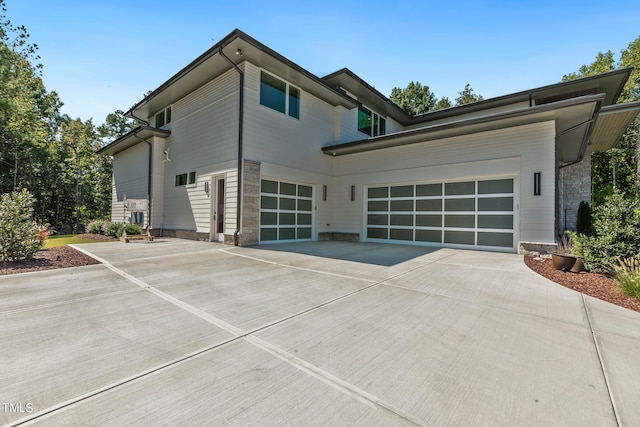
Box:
[97, 126, 171, 155]
[127, 29, 357, 116]
[322, 94, 605, 156]
[323, 68, 413, 123]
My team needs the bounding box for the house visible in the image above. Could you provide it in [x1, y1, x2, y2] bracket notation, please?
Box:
[99, 29, 640, 254]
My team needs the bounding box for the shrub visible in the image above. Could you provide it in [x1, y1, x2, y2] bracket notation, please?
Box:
[576, 201, 592, 235]
[0, 190, 41, 262]
[104, 222, 124, 238]
[581, 192, 640, 272]
[608, 254, 640, 298]
[86, 219, 105, 234]
[125, 223, 142, 235]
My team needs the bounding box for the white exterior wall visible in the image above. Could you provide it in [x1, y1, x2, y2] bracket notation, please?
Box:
[331, 121, 557, 246]
[161, 68, 240, 232]
[242, 62, 335, 175]
[111, 143, 149, 223]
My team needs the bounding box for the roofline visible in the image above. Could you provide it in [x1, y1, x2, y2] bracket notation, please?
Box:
[599, 99, 640, 115]
[127, 29, 357, 116]
[323, 67, 413, 123]
[322, 94, 606, 156]
[97, 125, 171, 155]
[406, 68, 632, 124]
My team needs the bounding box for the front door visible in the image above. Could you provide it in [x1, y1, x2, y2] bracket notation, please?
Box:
[212, 176, 225, 242]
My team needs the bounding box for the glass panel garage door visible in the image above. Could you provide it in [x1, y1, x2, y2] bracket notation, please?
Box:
[366, 178, 515, 250]
[260, 179, 313, 242]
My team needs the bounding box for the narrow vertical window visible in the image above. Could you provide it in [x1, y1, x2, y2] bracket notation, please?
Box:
[288, 86, 300, 119]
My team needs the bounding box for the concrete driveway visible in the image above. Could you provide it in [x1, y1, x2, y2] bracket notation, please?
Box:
[1, 239, 639, 426]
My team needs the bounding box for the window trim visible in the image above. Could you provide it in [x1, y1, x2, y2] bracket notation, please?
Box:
[155, 105, 173, 128]
[259, 70, 300, 119]
[358, 105, 386, 137]
[175, 171, 196, 187]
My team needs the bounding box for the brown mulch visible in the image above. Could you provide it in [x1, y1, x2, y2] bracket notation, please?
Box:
[525, 256, 640, 313]
[0, 234, 117, 276]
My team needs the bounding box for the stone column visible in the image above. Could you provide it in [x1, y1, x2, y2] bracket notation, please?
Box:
[239, 159, 261, 246]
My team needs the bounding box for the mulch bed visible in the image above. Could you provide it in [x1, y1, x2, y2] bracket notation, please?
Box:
[525, 256, 640, 313]
[0, 234, 116, 276]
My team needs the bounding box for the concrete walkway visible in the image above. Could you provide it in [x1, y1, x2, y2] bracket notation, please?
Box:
[1, 239, 639, 426]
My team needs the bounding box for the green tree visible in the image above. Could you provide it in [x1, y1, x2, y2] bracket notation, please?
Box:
[390, 81, 438, 115]
[455, 84, 484, 105]
[563, 37, 640, 203]
[97, 109, 141, 146]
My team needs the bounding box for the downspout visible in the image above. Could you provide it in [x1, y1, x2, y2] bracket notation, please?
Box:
[132, 131, 153, 231]
[554, 107, 601, 237]
[219, 47, 244, 246]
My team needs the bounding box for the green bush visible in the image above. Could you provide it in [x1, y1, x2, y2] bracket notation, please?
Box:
[576, 201, 592, 235]
[581, 192, 640, 272]
[608, 254, 640, 298]
[125, 223, 142, 235]
[104, 222, 124, 238]
[0, 190, 42, 262]
[86, 219, 105, 234]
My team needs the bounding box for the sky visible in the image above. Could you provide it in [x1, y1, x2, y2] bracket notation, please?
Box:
[5, 0, 640, 124]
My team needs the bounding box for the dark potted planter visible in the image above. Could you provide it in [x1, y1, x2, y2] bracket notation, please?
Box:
[570, 256, 584, 273]
[551, 253, 577, 271]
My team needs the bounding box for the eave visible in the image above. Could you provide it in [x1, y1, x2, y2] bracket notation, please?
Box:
[97, 126, 171, 156]
[590, 101, 640, 151]
[323, 94, 605, 165]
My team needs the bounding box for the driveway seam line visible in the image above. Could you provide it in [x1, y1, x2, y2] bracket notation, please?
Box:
[581, 293, 620, 427]
[66, 244, 441, 425]
[0, 288, 142, 316]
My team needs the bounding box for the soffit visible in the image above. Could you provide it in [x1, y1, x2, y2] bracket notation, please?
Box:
[590, 101, 640, 151]
[131, 30, 357, 120]
[97, 126, 171, 156]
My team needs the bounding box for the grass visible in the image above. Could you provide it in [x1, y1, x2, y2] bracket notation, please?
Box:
[609, 254, 640, 299]
[43, 234, 108, 249]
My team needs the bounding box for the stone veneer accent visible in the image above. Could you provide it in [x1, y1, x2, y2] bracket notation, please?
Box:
[237, 159, 260, 246]
[560, 147, 591, 232]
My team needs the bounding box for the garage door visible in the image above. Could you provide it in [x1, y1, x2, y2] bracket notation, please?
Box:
[260, 179, 313, 242]
[366, 178, 515, 251]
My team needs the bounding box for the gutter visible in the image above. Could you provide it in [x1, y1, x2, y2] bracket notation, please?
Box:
[218, 47, 244, 246]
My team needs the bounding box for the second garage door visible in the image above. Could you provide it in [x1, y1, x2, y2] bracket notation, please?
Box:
[365, 178, 516, 251]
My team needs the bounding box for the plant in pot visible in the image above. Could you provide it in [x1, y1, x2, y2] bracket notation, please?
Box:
[566, 230, 585, 272]
[551, 233, 577, 271]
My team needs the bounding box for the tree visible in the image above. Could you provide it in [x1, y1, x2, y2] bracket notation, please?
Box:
[96, 109, 141, 146]
[390, 81, 438, 115]
[455, 84, 484, 105]
[563, 37, 640, 203]
[0, 189, 41, 262]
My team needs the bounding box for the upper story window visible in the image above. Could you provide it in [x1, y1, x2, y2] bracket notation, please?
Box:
[260, 71, 300, 119]
[358, 105, 386, 137]
[175, 171, 196, 187]
[155, 105, 172, 128]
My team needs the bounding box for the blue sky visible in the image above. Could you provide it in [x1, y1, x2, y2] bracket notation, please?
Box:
[6, 0, 640, 123]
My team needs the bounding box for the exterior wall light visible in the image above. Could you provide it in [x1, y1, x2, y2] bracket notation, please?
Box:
[351, 185, 355, 202]
[534, 172, 541, 196]
[323, 185, 327, 201]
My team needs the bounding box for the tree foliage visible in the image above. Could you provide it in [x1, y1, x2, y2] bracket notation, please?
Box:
[562, 36, 640, 204]
[390, 81, 482, 115]
[1, 0, 114, 233]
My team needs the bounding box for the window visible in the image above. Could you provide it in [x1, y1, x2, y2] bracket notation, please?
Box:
[155, 106, 172, 128]
[175, 171, 196, 186]
[358, 105, 386, 136]
[260, 71, 300, 119]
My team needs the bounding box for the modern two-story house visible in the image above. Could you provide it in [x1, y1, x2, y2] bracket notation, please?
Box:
[99, 29, 640, 253]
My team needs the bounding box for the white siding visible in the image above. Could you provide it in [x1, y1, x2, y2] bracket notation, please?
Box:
[242, 63, 334, 176]
[331, 121, 557, 245]
[224, 169, 238, 235]
[161, 68, 240, 231]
